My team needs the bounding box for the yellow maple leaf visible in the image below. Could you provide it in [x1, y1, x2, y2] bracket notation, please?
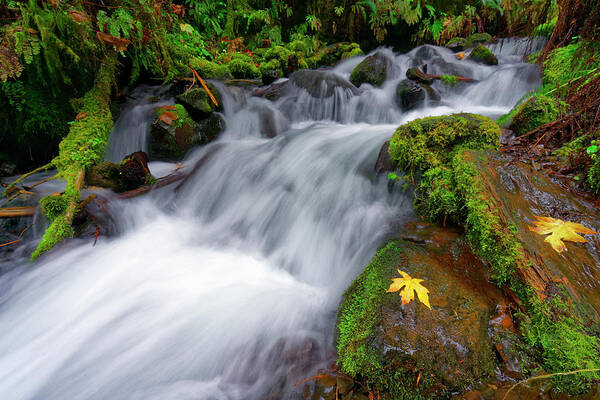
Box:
[528, 215, 598, 253]
[387, 269, 431, 309]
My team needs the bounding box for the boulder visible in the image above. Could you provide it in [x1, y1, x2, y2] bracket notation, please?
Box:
[252, 80, 291, 101]
[150, 104, 201, 161]
[0, 162, 17, 177]
[198, 113, 226, 144]
[337, 223, 508, 397]
[446, 37, 470, 52]
[507, 94, 562, 136]
[261, 69, 281, 86]
[290, 70, 359, 98]
[176, 85, 223, 120]
[349, 52, 389, 87]
[468, 45, 498, 65]
[395, 79, 438, 110]
[468, 32, 493, 46]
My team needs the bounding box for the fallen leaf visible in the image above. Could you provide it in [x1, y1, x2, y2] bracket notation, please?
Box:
[456, 51, 465, 60]
[96, 31, 130, 52]
[387, 269, 431, 309]
[158, 110, 178, 125]
[529, 215, 598, 253]
[69, 11, 90, 23]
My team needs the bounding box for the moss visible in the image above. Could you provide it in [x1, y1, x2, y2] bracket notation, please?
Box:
[308, 42, 362, 68]
[467, 33, 492, 45]
[440, 75, 458, 87]
[350, 53, 387, 87]
[40, 194, 69, 221]
[337, 241, 430, 399]
[188, 58, 232, 80]
[445, 37, 470, 51]
[342, 47, 364, 59]
[508, 94, 562, 136]
[588, 156, 600, 193]
[156, 103, 194, 130]
[468, 45, 498, 65]
[227, 58, 260, 79]
[387, 113, 500, 172]
[31, 54, 117, 261]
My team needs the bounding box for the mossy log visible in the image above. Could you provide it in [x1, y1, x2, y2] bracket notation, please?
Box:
[31, 53, 117, 261]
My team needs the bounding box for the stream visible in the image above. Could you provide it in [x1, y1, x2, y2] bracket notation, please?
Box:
[0, 39, 545, 400]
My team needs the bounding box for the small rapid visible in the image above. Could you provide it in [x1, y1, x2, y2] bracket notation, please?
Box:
[0, 39, 543, 400]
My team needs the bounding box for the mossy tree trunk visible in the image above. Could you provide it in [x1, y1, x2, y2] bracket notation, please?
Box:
[31, 52, 117, 261]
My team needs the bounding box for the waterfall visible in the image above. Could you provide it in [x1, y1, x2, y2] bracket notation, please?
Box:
[0, 40, 541, 400]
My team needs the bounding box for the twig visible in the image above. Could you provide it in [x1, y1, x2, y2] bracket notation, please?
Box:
[502, 368, 600, 400]
[186, 66, 219, 107]
[0, 221, 38, 247]
[2, 161, 54, 197]
[294, 375, 327, 387]
[29, 174, 59, 189]
[89, 212, 100, 246]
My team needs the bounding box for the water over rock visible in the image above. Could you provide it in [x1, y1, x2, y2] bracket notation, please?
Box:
[86, 151, 154, 193]
[349, 52, 389, 87]
[394, 79, 439, 110]
[290, 70, 360, 98]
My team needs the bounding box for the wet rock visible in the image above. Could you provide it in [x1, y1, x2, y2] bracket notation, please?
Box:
[86, 151, 154, 193]
[176, 85, 223, 120]
[349, 52, 389, 87]
[198, 113, 225, 144]
[406, 66, 434, 85]
[468, 45, 498, 66]
[0, 162, 17, 177]
[468, 33, 493, 46]
[258, 106, 288, 138]
[446, 37, 470, 52]
[507, 94, 562, 136]
[375, 140, 392, 173]
[261, 69, 281, 86]
[252, 80, 291, 101]
[337, 223, 505, 397]
[150, 104, 200, 161]
[395, 79, 438, 110]
[290, 70, 359, 98]
[488, 304, 530, 380]
[119, 151, 152, 191]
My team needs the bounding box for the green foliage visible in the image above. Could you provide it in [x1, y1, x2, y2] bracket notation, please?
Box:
[184, 0, 227, 36]
[189, 57, 232, 80]
[440, 74, 458, 86]
[588, 156, 600, 193]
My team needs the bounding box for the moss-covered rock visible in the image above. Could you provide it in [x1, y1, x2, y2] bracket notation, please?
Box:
[337, 223, 505, 398]
[86, 152, 154, 193]
[395, 79, 424, 110]
[226, 58, 261, 79]
[446, 37, 470, 52]
[468, 32, 493, 46]
[188, 58, 232, 80]
[589, 156, 600, 193]
[308, 42, 363, 68]
[387, 113, 500, 171]
[468, 44, 498, 65]
[508, 94, 562, 136]
[176, 85, 223, 120]
[150, 104, 200, 161]
[349, 52, 388, 87]
[406, 67, 434, 84]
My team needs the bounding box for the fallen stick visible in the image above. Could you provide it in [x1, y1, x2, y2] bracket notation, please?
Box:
[2, 161, 55, 197]
[0, 206, 36, 218]
[118, 171, 188, 199]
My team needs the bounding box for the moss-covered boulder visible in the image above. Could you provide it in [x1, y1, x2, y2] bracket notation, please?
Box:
[86, 161, 120, 191]
[468, 32, 493, 46]
[176, 85, 223, 121]
[150, 104, 200, 161]
[468, 44, 498, 65]
[308, 42, 363, 68]
[349, 52, 388, 87]
[386, 113, 500, 172]
[508, 94, 562, 136]
[446, 37, 470, 52]
[227, 58, 261, 79]
[337, 223, 506, 397]
[395, 79, 425, 110]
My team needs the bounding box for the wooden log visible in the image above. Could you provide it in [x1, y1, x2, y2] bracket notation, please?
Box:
[0, 206, 36, 218]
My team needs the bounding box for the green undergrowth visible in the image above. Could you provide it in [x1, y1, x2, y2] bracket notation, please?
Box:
[336, 241, 430, 400]
[31, 53, 117, 261]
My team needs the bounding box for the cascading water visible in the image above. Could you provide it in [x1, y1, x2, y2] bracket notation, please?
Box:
[0, 40, 543, 400]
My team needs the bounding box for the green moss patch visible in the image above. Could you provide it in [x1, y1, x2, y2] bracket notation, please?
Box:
[468, 45, 498, 65]
[508, 94, 563, 136]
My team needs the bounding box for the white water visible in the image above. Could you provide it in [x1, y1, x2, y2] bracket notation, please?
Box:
[0, 40, 542, 400]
